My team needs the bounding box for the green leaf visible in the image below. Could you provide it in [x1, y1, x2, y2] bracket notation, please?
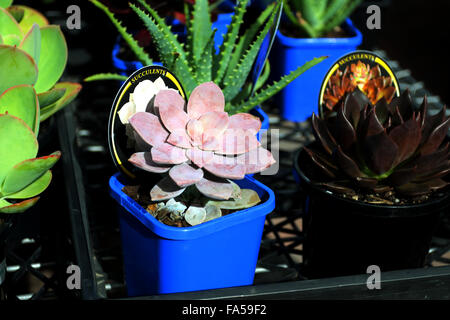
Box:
[0, 84, 39, 133]
[0, 45, 38, 95]
[0, 113, 38, 185]
[1, 151, 60, 195]
[130, 3, 197, 94]
[191, 0, 212, 64]
[33, 25, 67, 93]
[224, 2, 274, 82]
[83, 73, 128, 82]
[0, 35, 2, 44]
[195, 29, 216, 83]
[234, 56, 327, 113]
[89, 0, 152, 66]
[0, 0, 13, 9]
[0, 196, 39, 214]
[19, 23, 41, 64]
[39, 82, 81, 122]
[320, 0, 362, 36]
[222, 1, 280, 102]
[213, 0, 250, 84]
[135, 0, 185, 60]
[9, 5, 48, 32]
[2, 33, 20, 45]
[3, 170, 51, 199]
[0, 7, 22, 40]
[37, 87, 66, 108]
[254, 60, 270, 92]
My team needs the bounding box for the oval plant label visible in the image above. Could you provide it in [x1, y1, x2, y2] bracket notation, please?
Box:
[318, 50, 400, 117]
[108, 65, 186, 179]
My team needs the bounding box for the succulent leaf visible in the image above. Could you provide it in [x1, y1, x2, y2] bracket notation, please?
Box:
[1, 151, 60, 196]
[0, 6, 22, 39]
[0, 45, 38, 95]
[33, 25, 67, 93]
[19, 23, 41, 64]
[0, 113, 38, 185]
[4, 170, 52, 199]
[0, 84, 39, 133]
[0, 196, 40, 214]
[39, 82, 81, 122]
[9, 5, 49, 32]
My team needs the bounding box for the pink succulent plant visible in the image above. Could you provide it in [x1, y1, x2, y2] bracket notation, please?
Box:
[128, 82, 276, 201]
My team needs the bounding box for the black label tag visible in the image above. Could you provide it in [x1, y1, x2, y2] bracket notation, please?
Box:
[318, 50, 400, 117]
[108, 65, 186, 179]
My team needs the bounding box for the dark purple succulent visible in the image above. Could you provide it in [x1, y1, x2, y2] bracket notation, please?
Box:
[307, 88, 450, 197]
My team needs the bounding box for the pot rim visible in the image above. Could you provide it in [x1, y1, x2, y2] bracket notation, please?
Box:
[110, 172, 275, 240]
[294, 145, 450, 213]
[276, 18, 363, 47]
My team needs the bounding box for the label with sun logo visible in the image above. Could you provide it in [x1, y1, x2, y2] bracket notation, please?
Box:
[108, 65, 186, 180]
[318, 50, 400, 117]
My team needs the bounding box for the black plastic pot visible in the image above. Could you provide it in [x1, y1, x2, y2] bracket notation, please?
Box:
[294, 145, 450, 279]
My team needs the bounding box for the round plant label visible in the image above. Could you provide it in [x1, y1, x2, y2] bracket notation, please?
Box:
[108, 65, 186, 179]
[318, 50, 400, 117]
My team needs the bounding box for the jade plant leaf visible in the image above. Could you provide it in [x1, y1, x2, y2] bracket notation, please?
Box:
[0, 45, 38, 95]
[0, 84, 39, 133]
[19, 23, 41, 64]
[1, 151, 60, 195]
[39, 82, 81, 122]
[0, 113, 38, 186]
[33, 25, 68, 93]
[4, 170, 52, 199]
[0, 0, 13, 9]
[206, 189, 261, 210]
[0, 197, 40, 214]
[8, 5, 49, 32]
[0, 7, 22, 39]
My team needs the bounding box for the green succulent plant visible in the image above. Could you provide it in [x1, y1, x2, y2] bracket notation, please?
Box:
[0, 2, 81, 122]
[0, 113, 60, 214]
[86, 0, 326, 114]
[306, 88, 450, 198]
[282, 0, 362, 38]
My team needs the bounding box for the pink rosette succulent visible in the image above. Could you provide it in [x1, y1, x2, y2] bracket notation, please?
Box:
[128, 82, 276, 201]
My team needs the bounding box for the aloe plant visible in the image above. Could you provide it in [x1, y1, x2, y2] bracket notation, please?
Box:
[282, 0, 362, 38]
[86, 0, 325, 114]
[0, 2, 81, 121]
[0, 113, 60, 214]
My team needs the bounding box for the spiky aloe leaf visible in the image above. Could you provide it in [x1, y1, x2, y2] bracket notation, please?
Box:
[89, 0, 152, 66]
[212, 0, 249, 83]
[191, 0, 212, 64]
[40, 82, 81, 122]
[83, 73, 128, 82]
[1, 151, 60, 195]
[224, 2, 274, 82]
[134, 0, 185, 60]
[221, 1, 281, 102]
[8, 5, 49, 32]
[18, 23, 41, 64]
[33, 25, 67, 93]
[0, 114, 38, 186]
[130, 3, 197, 94]
[320, 0, 362, 36]
[0, 84, 39, 133]
[231, 56, 327, 113]
[195, 29, 216, 83]
[254, 61, 270, 92]
[0, 45, 38, 95]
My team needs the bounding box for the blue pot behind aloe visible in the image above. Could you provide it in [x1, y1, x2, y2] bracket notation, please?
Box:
[270, 18, 362, 122]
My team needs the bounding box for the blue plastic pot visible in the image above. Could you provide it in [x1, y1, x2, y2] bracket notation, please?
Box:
[270, 18, 362, 122]
[109, 173, 275, 296]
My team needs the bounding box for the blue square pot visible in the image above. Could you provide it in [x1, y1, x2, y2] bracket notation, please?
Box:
[109, 173, 275, 296]
[270, 18, 362, 122]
